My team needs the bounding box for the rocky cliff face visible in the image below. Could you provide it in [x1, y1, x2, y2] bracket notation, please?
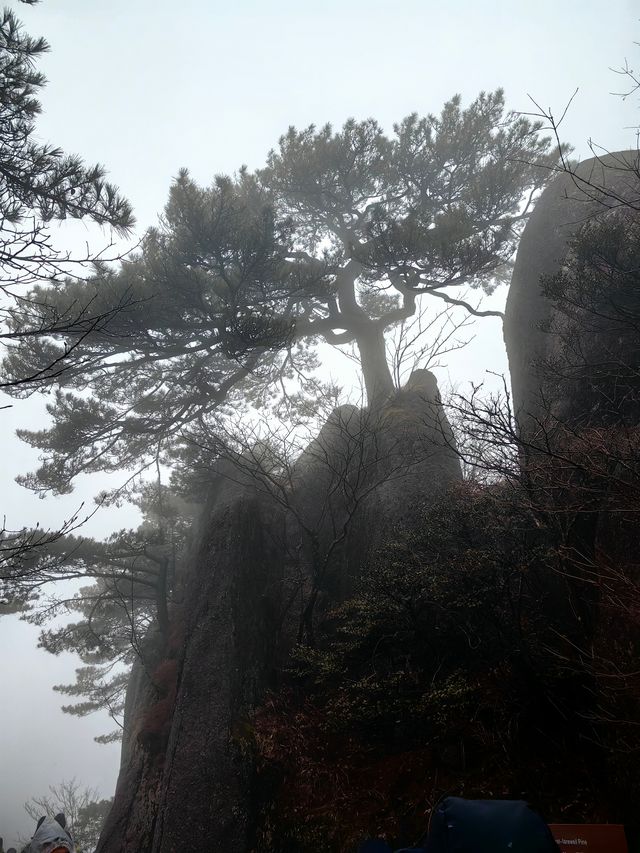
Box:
[503, 152, 640, 725]
[97, 470, 288, 853]
[97, 371, 460, 853]
[504, 151, 640, 426]
[291, 370, 461, 604]
[376, 368, 460, 517]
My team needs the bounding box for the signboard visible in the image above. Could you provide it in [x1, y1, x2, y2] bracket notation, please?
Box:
[549, 824, 628, 853]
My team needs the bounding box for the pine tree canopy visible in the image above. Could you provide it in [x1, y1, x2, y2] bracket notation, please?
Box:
[0, 7, 134, 290]
[0, 5, 135, 581]
[8, 482, 194, 736]
[3, 90, 560, 495]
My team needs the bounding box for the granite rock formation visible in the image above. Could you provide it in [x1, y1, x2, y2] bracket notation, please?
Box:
[96, 467, 288, 853]
[504, 150, 640, 426]
[97, 371, 460, 853]
[503, 151, 640, 675]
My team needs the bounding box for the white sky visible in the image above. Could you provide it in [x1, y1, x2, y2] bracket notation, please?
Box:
[0, 0, 638, 845]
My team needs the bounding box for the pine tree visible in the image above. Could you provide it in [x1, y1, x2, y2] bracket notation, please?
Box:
[14, 483, 195, 737]
[0, 5, 133, 295]
[4, 91, 559, 497]
[0, 3, 133, 585]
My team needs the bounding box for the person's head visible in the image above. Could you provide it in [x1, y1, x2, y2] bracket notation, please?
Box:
[28, 815, 74, 853]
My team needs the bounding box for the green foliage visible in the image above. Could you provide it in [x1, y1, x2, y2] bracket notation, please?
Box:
[73, 798, 113, 852]
[286, 483, 562, 741]
[253, 482, 640, 849]
[0, 9, 132, 234]
[3, 92, 558, 496]
[0, 3, 133, 593]
[0, 6, 133, 301]
[9, 482, 196, 738]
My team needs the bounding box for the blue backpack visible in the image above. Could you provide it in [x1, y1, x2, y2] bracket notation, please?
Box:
[359, 797, 559, 852]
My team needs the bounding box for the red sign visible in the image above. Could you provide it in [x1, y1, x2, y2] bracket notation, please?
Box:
[548, 824, 628, 853]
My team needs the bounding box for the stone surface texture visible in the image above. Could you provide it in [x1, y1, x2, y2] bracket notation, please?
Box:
[97, 370, 460, 852]
[504, 151, 640, 425]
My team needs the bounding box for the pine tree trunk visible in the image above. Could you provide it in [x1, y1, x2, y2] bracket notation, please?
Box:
[334, 258, 395, 408]
[356, 325, 395, 407]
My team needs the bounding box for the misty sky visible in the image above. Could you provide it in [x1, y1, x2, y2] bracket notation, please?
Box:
[0, 0, 638, 845]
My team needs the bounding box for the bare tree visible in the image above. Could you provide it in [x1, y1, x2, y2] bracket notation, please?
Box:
[435, 208, 640, 747]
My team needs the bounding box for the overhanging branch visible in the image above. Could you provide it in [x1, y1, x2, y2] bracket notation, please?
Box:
[427, 289, 504, 319]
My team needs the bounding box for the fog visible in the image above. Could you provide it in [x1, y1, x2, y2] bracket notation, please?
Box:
[0, 0, 637, 846]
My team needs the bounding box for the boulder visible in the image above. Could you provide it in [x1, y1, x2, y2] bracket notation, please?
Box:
[291, 370, 460, 603]
[376, 368, 460, 515]
[504, 150, 640, 426]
